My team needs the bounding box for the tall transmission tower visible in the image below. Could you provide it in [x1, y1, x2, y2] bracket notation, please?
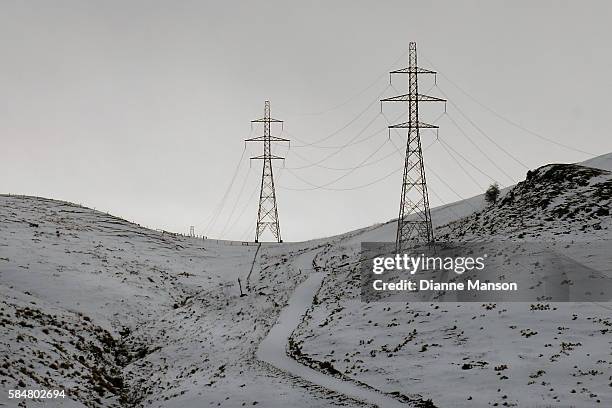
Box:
[246, 101, 289, 243]
[381, 42, 446, 252]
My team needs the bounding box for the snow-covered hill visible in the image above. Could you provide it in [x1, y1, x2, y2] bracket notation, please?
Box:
[437, 162, 611, 240]
[290, 158, 612, 407]
[578, 152, 612, 172]
[1, 153, 611, 407]
[0, 197, 364, 407]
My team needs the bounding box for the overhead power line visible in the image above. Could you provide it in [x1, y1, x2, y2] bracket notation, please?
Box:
[285, 145, 399, 171]
[225, 183, 259, 238]
[443, 111, 517, 184]
[290, 85, 390, 148]
[284, 112, 385, 170]
[437, 137, 498, 184]
[280, 165, 402, 192]
[387, 136, 476, 209]
[436, 85, 530, 171]
[202, 145, 247, 234]
[420, 53, 597, 157]
[282, 121, 389, 151]
[281, 138, 391, 191]
[280, 108, 411, 171]
[219, 167, 253, 238]
[280, 137, 437, 192]
[437, 139, 486, 191]
[280, 49, 409, 117]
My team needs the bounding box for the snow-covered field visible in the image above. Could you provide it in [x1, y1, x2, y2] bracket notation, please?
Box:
[1, 153, 611, 407]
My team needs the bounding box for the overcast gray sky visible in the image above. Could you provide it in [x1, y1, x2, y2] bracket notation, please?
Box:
[1, 0, 611, 241]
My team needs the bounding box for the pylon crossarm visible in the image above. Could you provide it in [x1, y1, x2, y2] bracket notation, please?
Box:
[269, 136, 290, 142]
[245, 136, 290, 142]
[251, 118, 283, 123]
[381, 93, 446, 102]
[389, 121, 439, 129]
[250, 155, 285, 160]
[271, 136, 290, 142]
[418, 94, 446, 102]
[390, 67, 436, 75]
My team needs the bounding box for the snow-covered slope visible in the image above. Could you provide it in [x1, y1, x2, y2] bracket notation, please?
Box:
[437, 163, 611, 241]
[1, 153, 611, 407]
[290, 160, 612, 408]
[0, 196, 372, 407]
[578, 152, 612, 172]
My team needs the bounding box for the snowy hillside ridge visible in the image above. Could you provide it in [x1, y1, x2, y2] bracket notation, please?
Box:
[577, 151, 612, 172]
[1, 287, 129, 407]
[0, 194, 248, 406]
[436, 163, 611, 241]
[1, 155, 611, 408]
[0, 194, 244, 329]
[287, 162, 611, 407]
[1, 194, 384, 407]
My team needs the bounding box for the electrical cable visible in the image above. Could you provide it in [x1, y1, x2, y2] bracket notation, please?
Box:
[282, 138, 391, 191]
[285, 144, 398, 171]
[219, 167, 253, 238]
[419, 53, 597, 157]
[424, 163, 478, 210]
[280, 49, 409, 117]
[284, 111, 385, 152]
[275, 78, 435, 171]
[382, 79, 500, 202]
[437, 86, 530, 170]
[280, 165, 402, 192]
[388, 137, 478, 210]
[202, 145, 247, 234]
[427, 186, 467, 221]
[437, 137, 499, 184]
[239, 220, 254, 242]
[278, 107, 410, 171]
[437, 138, 487, 190]
[282, 122, 389, 150]
[290, 85, 390, 148]
[443, 111, 517, 184]
[231, 166, 287, 241]
[225, 183, 259, 238]
[279, 138, 437, 192]
[283, 112, 385, 170]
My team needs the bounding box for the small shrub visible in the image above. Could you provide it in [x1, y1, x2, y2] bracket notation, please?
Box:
[485, 183, 500, 204]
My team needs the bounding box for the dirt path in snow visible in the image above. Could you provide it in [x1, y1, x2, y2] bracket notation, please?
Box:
[256, 250, 416, 407]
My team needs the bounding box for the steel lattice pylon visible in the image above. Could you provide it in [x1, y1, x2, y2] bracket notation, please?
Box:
[246, 101, 289, 243]
[381, 42, 446, 252]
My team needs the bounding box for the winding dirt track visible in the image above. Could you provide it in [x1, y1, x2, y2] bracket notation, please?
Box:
[256, 250, 416, 408]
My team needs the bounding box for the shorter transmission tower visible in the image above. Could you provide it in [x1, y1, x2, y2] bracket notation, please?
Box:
[246, 101, 289, 243]
[381, 42, 446, 252]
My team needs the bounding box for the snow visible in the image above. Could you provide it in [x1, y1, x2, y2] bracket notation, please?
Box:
[258, 271, 404, 406]
[0, 196, 352, 407]
[291, 161, 612, 407]
[578, 152, 612, 172]
[1, 152, 611, 407]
